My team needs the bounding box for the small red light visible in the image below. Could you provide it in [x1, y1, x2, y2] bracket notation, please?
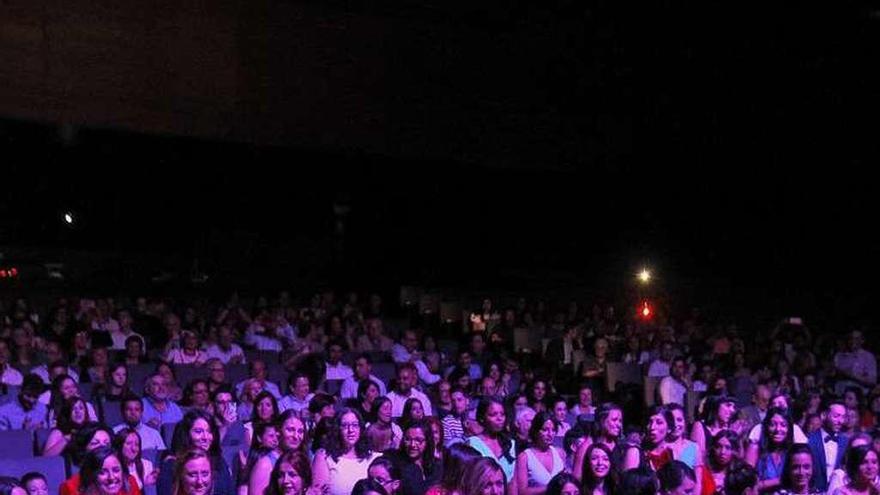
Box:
[9, 268, 18, 277]
[0, 270, 7, 278]
[639, 301, 653, 319]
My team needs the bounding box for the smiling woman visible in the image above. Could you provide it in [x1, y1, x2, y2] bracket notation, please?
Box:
[78, 447, 141, 495]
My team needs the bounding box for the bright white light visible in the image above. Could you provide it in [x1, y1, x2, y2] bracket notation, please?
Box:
[63, 212, 74, 225]
[637, 268, 652, 284]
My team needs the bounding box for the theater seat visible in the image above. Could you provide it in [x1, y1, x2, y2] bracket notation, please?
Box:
[0, 429, 35, 458]
[2, 455, 66, 493]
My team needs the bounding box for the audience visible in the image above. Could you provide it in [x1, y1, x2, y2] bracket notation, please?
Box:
[2, 291, 880, 495]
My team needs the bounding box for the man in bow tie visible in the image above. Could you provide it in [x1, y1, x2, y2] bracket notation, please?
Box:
[807, 399, 847, 491]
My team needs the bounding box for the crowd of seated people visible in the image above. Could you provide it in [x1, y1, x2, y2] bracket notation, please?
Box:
[0, 292, 878, 495]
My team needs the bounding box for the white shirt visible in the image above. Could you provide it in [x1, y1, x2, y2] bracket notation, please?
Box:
[92, 318, 120, 333]
[278, 393, 314, 413]
[821, 428, 839, 481]
[391, 344, 441, 385]
[114, 421, 167, 451]
[747, 423, 808, 444]
[244, 328, 283, 351]
[325, 362, 354, 381]
[204, 344, 247, 364]
[563, 339, 573, 365]
[235, 379, 282, 399]
[386, 389, 432, 418]
[647, 359, 671, 378]
[110, 329, 146, 352]
[33, 365, 80, 384]
[658, 376, 687, 406]
[0, 365, 23, 386]
[340, 374, 386, 399]
[166, 348, 207, 365]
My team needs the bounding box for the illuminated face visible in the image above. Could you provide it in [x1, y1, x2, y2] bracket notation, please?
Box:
[356, 358, 371, 379]
[559, 482, 580, 495]
[604, 409, 623, 438]
[24, 478, 49, 495]
[71, 400, 88, 424]
[718, 402, 736, 423]
[252, 361, 268, 381]
[532, 382, 547, 400]
[670, 408, 686, 439]
[88, 431, 111, 451]
[122, 433, 140, 461]
[409, 400, 424, 420]
[767, 414, 788, 445]
[277, 461, 303, 495]
[712, 437, 733, 466]
[282, 416, 305, 451]
[825, 405, 846, 433]
[484, 403, 506, 433]
[364, 383, 380, 403]
[369, 465, 399, 495]
[537, 419, 555, 448]
[647, 413, 668, 445]
[61, 378, 79, 399]
[190, 418, 214, 451]
[789, 452, 813, 488]
[259, 426, 280, 450]
[96, 454, 124, 495]
[452, 391, 469, 414]
[860, 451, 880, 485]
[111, 367, 127, 387]
[554, 402, 568, 422]
[182, 456, 212, 495]
[479, 469, 505, 495]
[146, 377, 167, 400]
[404, 427, 427, 461]
[257, 397, 275, 421]
[579, 388, 592, 408]
[293, 377, 310, 399]
[397, 369, 415, 394]
[339, 412, 361, 449]
[589, 447, 611, 479]
[378, 401, 392, 424]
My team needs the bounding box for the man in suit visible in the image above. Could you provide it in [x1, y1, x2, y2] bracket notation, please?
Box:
[544, 323, 581, 393]
[807, 398, 848, 492]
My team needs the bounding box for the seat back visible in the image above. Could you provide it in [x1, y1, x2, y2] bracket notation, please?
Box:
[0, 429, 35, 458]
[2, 455, 67, 493]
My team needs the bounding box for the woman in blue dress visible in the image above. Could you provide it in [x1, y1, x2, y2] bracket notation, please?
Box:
[466, 396, 517, 484]
[747, 407, 793, 493]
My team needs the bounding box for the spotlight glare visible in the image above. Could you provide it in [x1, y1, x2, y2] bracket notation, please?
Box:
[637, 268, 652, 284]
[63, 212, 74, 225]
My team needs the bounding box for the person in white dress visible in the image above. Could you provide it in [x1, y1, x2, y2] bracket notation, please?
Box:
[516, 411, 565, 495]
[312, 408, 381, 495]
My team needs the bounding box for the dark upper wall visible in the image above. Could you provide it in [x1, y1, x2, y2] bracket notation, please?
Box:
[0, 0, 630, 170]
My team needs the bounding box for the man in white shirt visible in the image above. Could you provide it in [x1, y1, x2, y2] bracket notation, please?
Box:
[113, 396, 167, 451]
[834, 330, 877, 394]
[658, 357, 688, 406]
[391, 329, 440, 386]
[204, 326, 246, 364]
[0, 339, 23, 387]
[340, 353, 387, 399]
[355, 318, 394, 352]
[647, 341, 675, 378]
[325, 339, 354, 381]
[109, 310, 146, 352]
[278, 372, 315, 414]
[31, 340, 80, 384]
[386, 363, 432, 418]
[234, 360, 282, 399]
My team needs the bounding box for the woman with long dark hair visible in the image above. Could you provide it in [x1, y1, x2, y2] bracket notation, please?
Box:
[833, 445, 880, 495]
[366, 397, 402, 452]
[546, 473, 580, 495]
[425, 443, 482, 495]
[572, 404, 623, 482]
[268, 451, 314, 495]
[515, 411, 565, 495]
[311, 408, 380, 495]
[245, 391, 280, 447]
[775, 444, 822, 495]
[59, 423, 115, 495]
[621, 405, 673, 472]
[690, 395, 739, 457]
[401, 398, 427, 431]
[115, 427, 159, 489]
[580, 443, 616, 495]
[93, 363, 133, 402]
[352, 379, 382, 423]
[77, 447, 141, 495]
[392, 420, 441, 495]
[746, 407, 793, 493]
[43, 396, 92, 456]
[157, 410, 234, 495]
[368, 456, 402, 495]
[698, 431, 739, 495]
[278, 410, 309, 454]
[465, 396, 517, 485]
[45, 374, 98, 428]
[238, 421, 281, 495]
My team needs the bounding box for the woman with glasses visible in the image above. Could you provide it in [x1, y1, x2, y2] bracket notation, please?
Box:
[391, 420, 442, 495]
[312, 408, 380, 495]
